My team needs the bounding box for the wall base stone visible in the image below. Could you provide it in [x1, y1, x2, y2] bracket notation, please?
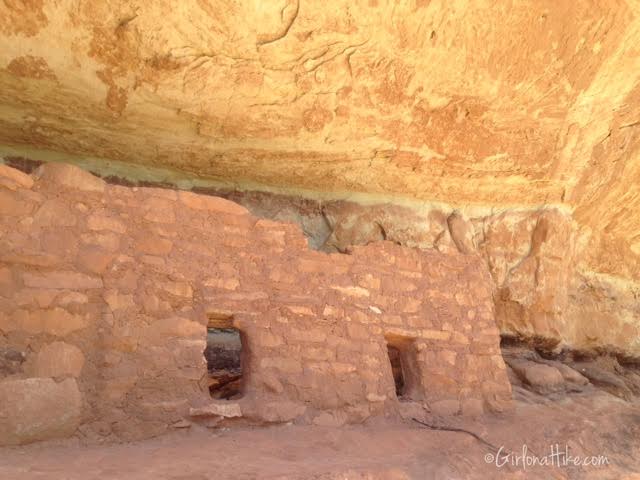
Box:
[0, 378, 82, 446]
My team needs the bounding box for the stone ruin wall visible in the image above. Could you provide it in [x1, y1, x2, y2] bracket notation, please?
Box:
[0, 163, 512, 445]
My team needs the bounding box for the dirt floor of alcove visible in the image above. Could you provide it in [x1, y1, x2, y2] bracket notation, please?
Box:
[1, 389, 639, 480]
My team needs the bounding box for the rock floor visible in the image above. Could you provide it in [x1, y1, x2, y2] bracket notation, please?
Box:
[1, 391, 639, 480]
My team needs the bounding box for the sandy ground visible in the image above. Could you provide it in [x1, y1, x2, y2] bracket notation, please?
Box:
[1, 391, 639, 480]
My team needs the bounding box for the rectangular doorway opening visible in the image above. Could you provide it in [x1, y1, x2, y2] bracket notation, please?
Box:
[204, 313, 244, 400]
[387, 345, 405, 397]
[385, 334, 421, 401]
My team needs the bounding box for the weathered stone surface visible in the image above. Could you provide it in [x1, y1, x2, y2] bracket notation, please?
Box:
[1, 308, 88, 336]
[87, 214, 126, 233]
[257, 402, 307, 423]
[541, 360, 589, 387]
[572, 362, 634, 400]
[160, 280, 193, 298]
[80, 231, 121, 251]
[0, 163, 33, 188]
[189, 402, 242, 418]
[330, 285, 370, 298]
[430, 400, 460, 416]
[261, 357, 303, 373]
[447, 211, 476, 255]
[149, 317, 205, 341]
[103, 290, 135, 311]
[143, 197, 175, 223]
[460, 398, 484, 417]
[23, 271, 103, 289]
[178, 191, 248, 216]
[32, 341, 85, 378]
[32, 199, 77, 228]
[0, 347, 25, 376]
[12, 289, 58, 308]
[312, 411, 347, 427]
[0, 267, 12, 286]
[33, 163, 105, 192]
[0, 189, 37, 216]
[203, 277, 239, 291]
[507, 359, 565, 395]
[0, 378, 82, 446]
[57, 291, 89, 305]
[135, 236, 173, 255]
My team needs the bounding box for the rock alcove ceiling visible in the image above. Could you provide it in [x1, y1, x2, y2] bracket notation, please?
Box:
[0, 0, 639, 356]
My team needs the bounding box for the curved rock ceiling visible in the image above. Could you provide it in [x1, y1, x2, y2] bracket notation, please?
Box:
[1, 1, 639, 352]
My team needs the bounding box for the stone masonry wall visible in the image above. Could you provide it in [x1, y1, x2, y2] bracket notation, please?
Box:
[0, 163, 512, 445]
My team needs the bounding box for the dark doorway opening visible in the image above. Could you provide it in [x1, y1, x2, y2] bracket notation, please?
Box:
[204, 313, 244, 400]
[387, 345, 405, 397]
[385, 335, 421, 401]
